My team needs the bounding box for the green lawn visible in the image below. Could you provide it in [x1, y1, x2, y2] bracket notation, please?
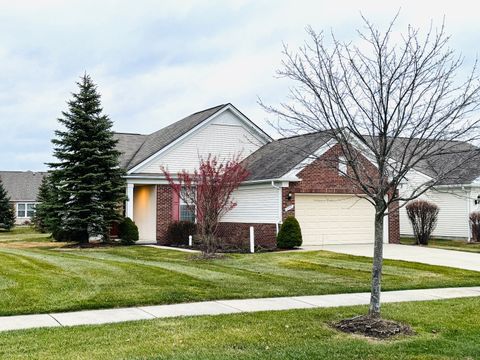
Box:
[401, 237, 480, 253]
[0, 228, 479, 317]
[1, 297, 479, 359]
[0, 226, 51, 244]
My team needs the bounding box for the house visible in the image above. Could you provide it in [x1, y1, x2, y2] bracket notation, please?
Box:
[398, 141, 480, 241]
[0, 171, 47, 225]
[116, 103, 400, 247]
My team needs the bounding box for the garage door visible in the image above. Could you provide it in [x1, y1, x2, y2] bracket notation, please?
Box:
[295, 194, 375, 245]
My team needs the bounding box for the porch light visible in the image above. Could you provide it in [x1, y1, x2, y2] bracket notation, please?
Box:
[286, 191, 293, 200]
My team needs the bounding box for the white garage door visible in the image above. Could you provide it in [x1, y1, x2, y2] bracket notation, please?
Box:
[295, 194, 375, 245]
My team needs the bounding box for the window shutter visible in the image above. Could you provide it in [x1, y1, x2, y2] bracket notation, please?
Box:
[172, 186, 180, 221]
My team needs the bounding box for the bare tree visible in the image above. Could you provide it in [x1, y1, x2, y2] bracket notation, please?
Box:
[162, 155, 249, 254]
[261, 16, 480, 318]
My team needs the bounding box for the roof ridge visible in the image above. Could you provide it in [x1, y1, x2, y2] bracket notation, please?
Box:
[0, 170, 48, 173]
[276, 130, 331, 141]
[114, 132, 146, 136]
[182, 103, 226, 118]
[146, 104, 227, 137]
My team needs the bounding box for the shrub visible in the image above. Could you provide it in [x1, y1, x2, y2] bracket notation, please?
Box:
[0, 180, 15, 231]
[277, 216, 302, 249]
[167, 221, 197, 246]
[118, 217, 139, 245]
[470, 212, 480, 242]
[51, 229, 89, 242]
[406, 200, 439, 245]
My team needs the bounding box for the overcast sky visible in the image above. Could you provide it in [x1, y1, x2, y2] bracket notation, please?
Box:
[0, 0, 479, 171]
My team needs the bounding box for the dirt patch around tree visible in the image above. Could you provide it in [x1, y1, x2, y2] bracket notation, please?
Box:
[333, 315, 414, 339]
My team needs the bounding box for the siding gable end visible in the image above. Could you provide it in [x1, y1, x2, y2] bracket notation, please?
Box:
[131, 107, 269, 175]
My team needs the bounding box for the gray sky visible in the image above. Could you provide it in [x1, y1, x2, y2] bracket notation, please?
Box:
[1, 0, 479, 171]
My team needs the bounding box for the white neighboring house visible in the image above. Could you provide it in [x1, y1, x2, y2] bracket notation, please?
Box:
[0, 171, 47, 225]
[399, 145, 480, 241]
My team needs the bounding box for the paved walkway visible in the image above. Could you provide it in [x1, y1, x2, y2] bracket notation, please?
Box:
[302, 243, 480, 272]
[1, 287, 479, 332]
[142, 244, 200, 253]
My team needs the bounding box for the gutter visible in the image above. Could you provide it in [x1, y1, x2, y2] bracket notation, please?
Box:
[243, 177, 299, 185]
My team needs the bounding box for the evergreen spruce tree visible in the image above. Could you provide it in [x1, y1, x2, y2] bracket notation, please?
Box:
[33, 175, 58, 234]
[48, 74, 126, 242]
[0, 178, 15, 231]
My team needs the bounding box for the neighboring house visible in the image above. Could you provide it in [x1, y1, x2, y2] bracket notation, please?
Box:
[398, 142, 480, 240]
[0, 171, 47, 225]
[116, 103, 400, 247]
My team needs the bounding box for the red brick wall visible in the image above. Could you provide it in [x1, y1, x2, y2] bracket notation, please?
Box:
[388, 192, 400, 244]
[216, 222, 277, 249]
[282, 144, 400, 244]
[292, 144, 375, 194]
[156, 184, 174, 244]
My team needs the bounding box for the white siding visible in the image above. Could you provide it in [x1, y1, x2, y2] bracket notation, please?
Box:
[136, 110, 264, 174]
[400, 188, 470, 238]
[400, 169, 432, 197]
[221, 184, 280, 224]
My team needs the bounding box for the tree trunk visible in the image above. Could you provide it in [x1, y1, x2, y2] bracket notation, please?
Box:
[369, 209, 384, 318]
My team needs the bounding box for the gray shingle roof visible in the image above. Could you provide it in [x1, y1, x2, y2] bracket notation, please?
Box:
[243, 132, 334, 181]
[386, 137, 480, 185]
[113, 133, 148, 169]
[0, 171, 47, 202]
[244, 131, 480, 185]
[124, 104, 227, 170]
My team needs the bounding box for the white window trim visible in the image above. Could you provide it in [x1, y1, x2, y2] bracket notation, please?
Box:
[16, 202, 37, 218]
[179, 190, 196, 223]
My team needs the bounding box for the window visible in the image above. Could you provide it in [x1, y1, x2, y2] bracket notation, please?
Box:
[338, 156, 347, 176]
[17, 204, 25, 218]
[179, 189, 196, 222]
[17, 203, 36, 218]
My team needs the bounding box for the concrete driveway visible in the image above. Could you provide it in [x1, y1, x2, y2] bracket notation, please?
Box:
[302, 243, 480, 272]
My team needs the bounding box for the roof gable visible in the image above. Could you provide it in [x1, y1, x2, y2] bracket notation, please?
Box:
[127, 104, 227, 171]
[126, 104, 272, 174]
[114, 104, 271, 173]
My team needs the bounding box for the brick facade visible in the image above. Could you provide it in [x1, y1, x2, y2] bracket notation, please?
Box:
[387, 191, 400, 244]
[282, 144, 400, 244]
[216, 222, 277, 250]
[156, 184, 174, 245]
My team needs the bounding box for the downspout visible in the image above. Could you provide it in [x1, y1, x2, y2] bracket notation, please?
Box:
[271, 181, 282, 234]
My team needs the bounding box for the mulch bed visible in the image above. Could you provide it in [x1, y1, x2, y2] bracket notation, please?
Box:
[333, 315, 414, 339]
